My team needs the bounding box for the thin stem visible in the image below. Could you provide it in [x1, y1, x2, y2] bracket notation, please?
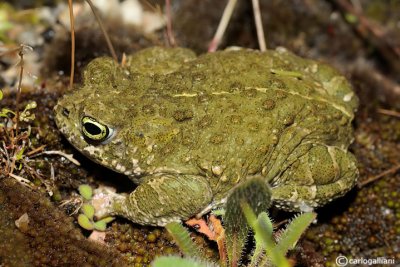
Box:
[358, 163, 400, 188]
[68, 0, 75, 89]
[252, 0, 266, 51]
[165, 0, 176, 47]
[85, 0, 118, 62]
[376, 108, 400, 118]
[208, 0, 238, 52]
[14, 45, 25, 136]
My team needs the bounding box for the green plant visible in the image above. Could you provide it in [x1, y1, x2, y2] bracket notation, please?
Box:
[165, 222, 202, 258]
[154, 177, 316, 267]
[76, 184, 114, 231]
[241, 202, 316, 267]
[1, 45, 80, 198]
[149, 222, 217, 266]
[223, 177, 272, 266]
[0, 45, 38, 187]
[152, 255, 218, 267]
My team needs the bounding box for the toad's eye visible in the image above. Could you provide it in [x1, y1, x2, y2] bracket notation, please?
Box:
[81, 116, 113, 143]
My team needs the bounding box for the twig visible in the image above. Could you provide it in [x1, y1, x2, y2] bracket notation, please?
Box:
[85, 0, 118, 62]
[351, 62, 400, 104]
[251, 0, 266, 51]
[59, 197, 83, 215]
[68, 0, 75, 89]
[9, 173, 34, 188]
[8, 148, 18, 175]
[208, 0, 238, 52]
[1, 141, 10, 166]
[34, 150, 81, 166]
[14, 45, 26, 136]
[26, 144, 46, 156]
[165, 0, 176, 47]
[376, 108, 400, 118]
[0, 46, 20, 57]
[332, 0, 400, 73]
[358, 163, 400, 188]
[50, 163, 55, 181]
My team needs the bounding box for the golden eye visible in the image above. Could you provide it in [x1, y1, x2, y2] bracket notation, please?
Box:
[81, 116, 112, 142]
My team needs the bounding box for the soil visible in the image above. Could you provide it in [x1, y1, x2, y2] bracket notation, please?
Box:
[1, 0, 399, 266]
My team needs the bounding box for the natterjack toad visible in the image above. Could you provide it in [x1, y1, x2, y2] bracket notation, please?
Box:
[54, 47, 359, 226]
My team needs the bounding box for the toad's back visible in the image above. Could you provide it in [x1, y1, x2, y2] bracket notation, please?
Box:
[119, 48, 358, 203]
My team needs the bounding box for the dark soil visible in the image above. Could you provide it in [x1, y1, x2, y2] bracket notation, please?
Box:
[1, 0, 399, 266]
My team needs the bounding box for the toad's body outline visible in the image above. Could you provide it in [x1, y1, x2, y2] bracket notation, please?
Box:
[55, 47, 359, 226]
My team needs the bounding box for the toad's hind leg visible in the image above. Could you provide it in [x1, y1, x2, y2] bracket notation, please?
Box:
[95, 174, 213, 226]
[271, 145, 358, 211]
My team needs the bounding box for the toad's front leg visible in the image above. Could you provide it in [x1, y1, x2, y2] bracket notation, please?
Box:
[92, 174, 213, 226]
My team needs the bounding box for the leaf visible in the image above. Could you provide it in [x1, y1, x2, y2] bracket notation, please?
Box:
[257, 212, 289, 267]
[15, 147, 25, 161]
[224, 177, 272, 266]
[81, 203, 95, 219]
[257, 212, 273, 238]
[0, 108, 15, 117]
[25, 101, 37, 110]
[165, 222, 201, 258]
[151, 255, 216, 267]
[275, 212, 316, 255]
[93, 216, 114, 231]
[77, 214, 94, 231]
[93, 220, 107, 231]
[0, 90, 3, 100]
[241, 204, 288, 267]
[78, 184, 93, 200]
[211, 209, 225, 216]
[98, 216, 115, 224]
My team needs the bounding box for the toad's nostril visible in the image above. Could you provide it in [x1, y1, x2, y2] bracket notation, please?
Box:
[62, 108, 70, 117]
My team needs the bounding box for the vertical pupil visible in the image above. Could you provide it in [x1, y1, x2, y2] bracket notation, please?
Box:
[84, 122, 102, 135]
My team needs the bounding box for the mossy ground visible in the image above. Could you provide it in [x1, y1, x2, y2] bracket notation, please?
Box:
[1, 1, 400, 266]
[0, 178, 124, 266]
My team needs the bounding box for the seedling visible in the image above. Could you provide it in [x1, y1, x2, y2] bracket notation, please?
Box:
[76, 184, 114, 231]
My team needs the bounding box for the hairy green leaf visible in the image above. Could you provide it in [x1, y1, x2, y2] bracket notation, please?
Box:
[275, 212, 316, 255]
[151, 255, 217, 267]
[165, 222, 201, 258]
[224, 177, 272, 266]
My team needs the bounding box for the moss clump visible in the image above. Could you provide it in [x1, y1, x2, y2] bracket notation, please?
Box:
[105, 222, 217, 266]
[0, 177, 126, 266]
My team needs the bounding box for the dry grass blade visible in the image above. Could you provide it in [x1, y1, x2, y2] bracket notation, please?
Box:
[358, 163, 400, 188]
[9, 173, 34, 188]
[252, 0, 266, 51]
[85, 0, 118, 62]
[208, 0, 238, 52]
[26, 144, 46, 156]
[41, 150, 81, 166]
[68, 0, 75, 89]
[14, 44, 28, 135]
[376, 108, 400, 118]
[165, 0, 176, 47]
